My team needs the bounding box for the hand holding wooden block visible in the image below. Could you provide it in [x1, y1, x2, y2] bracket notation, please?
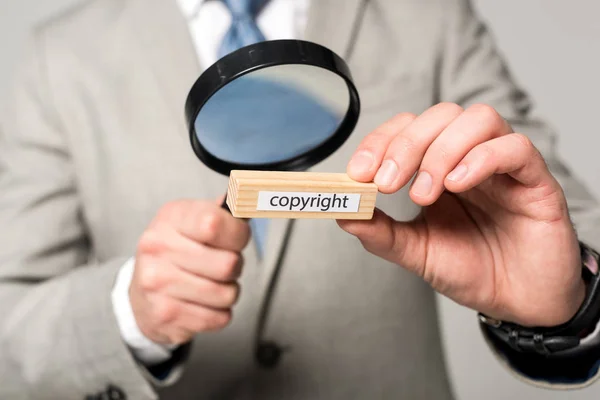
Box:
[227, 170, 378, 219]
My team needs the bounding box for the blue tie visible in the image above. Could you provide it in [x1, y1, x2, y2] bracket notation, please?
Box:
[218, 0, 267, 58]
[219, 0, 269, 258]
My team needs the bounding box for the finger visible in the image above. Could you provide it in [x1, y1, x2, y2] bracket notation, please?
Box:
[138, 225, 244, 283]
[141, 256, 241, 309]
[142, 226, 244, 282]
[444, 133, 553, 191]
[347, 112, 417, 182]
[149, 295, 232, 342]
[156, 200, 251, 251]
[175, 244, 243, 283]
[175, 301, 232, 333]
[374, 103, 464, 193]
[167, 272, 240, 310]
[337, 209, 426, 276]
[411, 104, 513, 205]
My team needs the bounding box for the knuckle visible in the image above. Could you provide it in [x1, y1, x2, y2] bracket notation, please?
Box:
[511, 133, 534, 151]
[219, 253, 243, 281]
[468, 103, 498, 119]
[138, 262, 165, 291]
[393, 135, 419, 155]
[469, 103, 503, 126]
[477, 143, 496, 163]
[431, 142, 454, 163]
[436, 102, 464, 115]
[216, 283, 239, 307]
[200, 211, 221, 242]
[137, 231, 166, 256]
[210, 310, 233, 330]
[395, 111, 418, 123]
[154, 298, 180, 324]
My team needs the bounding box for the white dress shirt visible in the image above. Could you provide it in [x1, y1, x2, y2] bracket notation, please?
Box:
[111, 0, 310, 367]
[179, 0, 309, 69]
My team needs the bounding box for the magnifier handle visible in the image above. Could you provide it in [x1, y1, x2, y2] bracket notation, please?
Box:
[221, 193, 231, 213]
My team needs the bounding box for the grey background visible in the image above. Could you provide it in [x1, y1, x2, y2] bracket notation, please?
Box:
[0, 0, 598, 399]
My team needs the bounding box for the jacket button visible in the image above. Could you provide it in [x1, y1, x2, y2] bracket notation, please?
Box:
[106, 385, 126, 400]
[256, 341, 283, 369]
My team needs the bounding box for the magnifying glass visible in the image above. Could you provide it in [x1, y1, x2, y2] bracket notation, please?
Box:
[183, 40, 362, 367]
[184, 40, 361, 211]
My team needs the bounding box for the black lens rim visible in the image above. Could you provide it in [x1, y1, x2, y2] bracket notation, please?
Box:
[184, 39, 361, 176]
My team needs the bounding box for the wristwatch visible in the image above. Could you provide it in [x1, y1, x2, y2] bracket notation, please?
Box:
[479, 242, 600, 358]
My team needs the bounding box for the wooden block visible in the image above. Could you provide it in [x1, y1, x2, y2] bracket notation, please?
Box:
[227, 170, 378, 219]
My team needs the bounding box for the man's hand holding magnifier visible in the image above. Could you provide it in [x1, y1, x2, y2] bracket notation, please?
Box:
[339, 102, 586, 328]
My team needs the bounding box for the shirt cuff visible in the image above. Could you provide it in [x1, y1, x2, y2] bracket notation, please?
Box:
[111, 258, 177, 366]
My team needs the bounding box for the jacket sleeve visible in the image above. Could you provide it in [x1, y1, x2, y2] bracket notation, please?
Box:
[436, 0, 600, 389]
[0, 31, 166, 400]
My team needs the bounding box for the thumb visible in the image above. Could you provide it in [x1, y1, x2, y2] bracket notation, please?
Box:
[337, 208, 427, 275]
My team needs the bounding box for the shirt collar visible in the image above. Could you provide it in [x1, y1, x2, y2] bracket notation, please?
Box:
[176, 0, 206, 19]
[177, 0, 275, 19]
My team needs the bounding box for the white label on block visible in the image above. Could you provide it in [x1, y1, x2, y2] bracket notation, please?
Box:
[256, 191, 361, 213]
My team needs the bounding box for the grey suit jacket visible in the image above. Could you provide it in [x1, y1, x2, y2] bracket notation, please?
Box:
[1, 0, 599, 399]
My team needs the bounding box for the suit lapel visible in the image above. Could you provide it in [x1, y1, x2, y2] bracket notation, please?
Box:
[303, 0, 365, 59]
[126, 0, 202, 127]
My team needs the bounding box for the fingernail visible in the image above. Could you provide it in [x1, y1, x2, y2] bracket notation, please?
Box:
[349, 151, 374, 174]
[375, 159, 399, 187]
[447, 164, 468, 182]
[411, 171, 432, 196]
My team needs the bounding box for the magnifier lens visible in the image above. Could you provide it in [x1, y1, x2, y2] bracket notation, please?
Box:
[194, 64, 350, 166]
[186, 40, 360, 176]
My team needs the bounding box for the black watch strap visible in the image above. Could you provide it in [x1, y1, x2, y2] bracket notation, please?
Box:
[480, 242, 600, 358]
